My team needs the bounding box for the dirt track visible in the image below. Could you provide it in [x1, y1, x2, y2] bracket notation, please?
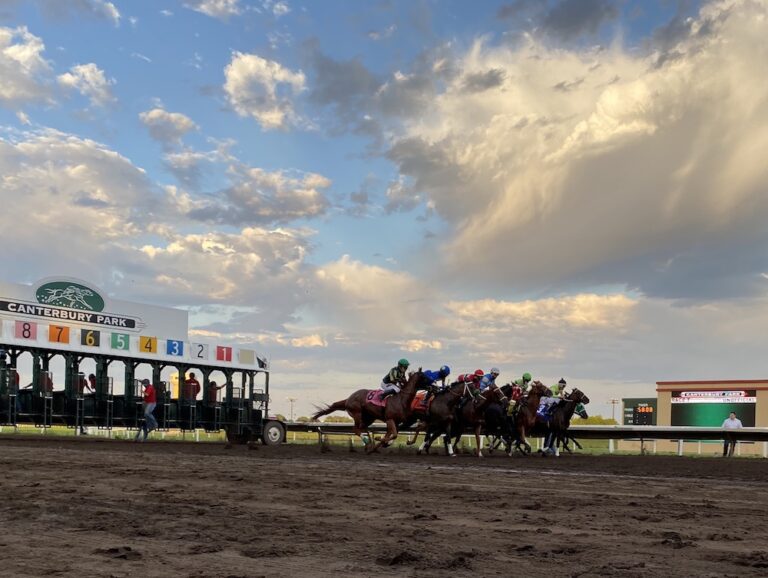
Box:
[1, 438, 767, 577]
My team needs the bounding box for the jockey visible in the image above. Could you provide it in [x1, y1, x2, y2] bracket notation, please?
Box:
[537, 378, 565, 418]
[423, 365, 451, 388]
[506, 381, 524, 416]
[550, 378, 567, 398]
[380, 358, 409, 397]
[478, 367, 500, 391]
[457, 369, 484, 386]
[420, 365, 451, 410]
[514, 372, 533, 393]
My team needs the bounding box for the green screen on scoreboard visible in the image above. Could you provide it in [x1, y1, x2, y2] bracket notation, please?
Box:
[670, 390, 755, 427]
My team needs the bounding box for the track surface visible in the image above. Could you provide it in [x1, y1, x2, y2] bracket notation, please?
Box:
[1, 437, 767, 577]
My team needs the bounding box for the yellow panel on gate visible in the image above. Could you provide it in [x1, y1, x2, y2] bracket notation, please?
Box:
[139, 336, 157, 354]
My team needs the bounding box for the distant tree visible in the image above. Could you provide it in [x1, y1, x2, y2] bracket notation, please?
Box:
[296, 416, 310, 423]
[323, 415, 353, 423]
[572, 415, 618, 425]
[274, 414, 287, 422]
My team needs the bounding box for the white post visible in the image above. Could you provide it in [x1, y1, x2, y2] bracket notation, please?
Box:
[697, 441, 702, 455]
[195, 430, 200, 442]
[608, 439, 614, 454]
[677, 439, 683, 456]
[653, 440, 657, 455]
[736, 441, 741, 456]
[763, 442, 768, 458]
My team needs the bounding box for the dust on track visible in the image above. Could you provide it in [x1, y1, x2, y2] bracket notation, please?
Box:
[1, 438, 766, 577]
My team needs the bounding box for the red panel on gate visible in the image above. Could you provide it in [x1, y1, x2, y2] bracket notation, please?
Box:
[216, 346, 233, 362]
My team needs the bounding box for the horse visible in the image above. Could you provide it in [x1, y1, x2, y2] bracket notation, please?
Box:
[560, 404, 588, 453]
[404, 381, 472, 456]
[450, 384, 508, 457]
[482, 383, 518, 454]
[312, 370, 432, 453]
[507, 381, 552, 455]
[531, 388, 591, 456]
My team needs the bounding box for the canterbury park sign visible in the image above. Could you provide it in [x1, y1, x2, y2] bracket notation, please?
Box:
[0, 278, 141, 330]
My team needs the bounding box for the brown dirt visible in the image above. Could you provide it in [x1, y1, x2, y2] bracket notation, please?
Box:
[1, 437, 767, 577]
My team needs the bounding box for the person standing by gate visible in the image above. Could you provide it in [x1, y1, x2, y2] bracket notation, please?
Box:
[721, 411, 743, 457]
[183, 372, 201, 402]
[135, 379, 158, 442]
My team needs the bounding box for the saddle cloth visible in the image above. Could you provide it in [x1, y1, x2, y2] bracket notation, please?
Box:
[366, 390, 388, 408]
[410, 391, 432, 412]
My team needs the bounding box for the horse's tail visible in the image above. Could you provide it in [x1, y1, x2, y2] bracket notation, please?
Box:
[311, 399, 347, 421]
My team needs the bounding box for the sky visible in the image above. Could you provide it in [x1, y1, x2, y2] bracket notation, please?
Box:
[1, 0, 767, 420]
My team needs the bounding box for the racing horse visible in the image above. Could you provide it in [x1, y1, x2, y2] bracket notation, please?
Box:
[450, 384, 508, 457]
[535, 388, 590, 456]
[312, 370, 433, 453]
[508, 381, 552, 455]
[404, 381, 471, 457]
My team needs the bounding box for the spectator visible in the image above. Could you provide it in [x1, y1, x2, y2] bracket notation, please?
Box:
[206, 380, 226, 406]
[722, 411, 743, 457]
[183, 372, 201, 402]
[135, 379, 158, 442]
[76, 374, 93, 396]
[88, 373, 97, 394]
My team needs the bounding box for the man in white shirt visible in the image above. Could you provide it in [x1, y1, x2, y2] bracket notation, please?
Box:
[721, 412, 743, 457]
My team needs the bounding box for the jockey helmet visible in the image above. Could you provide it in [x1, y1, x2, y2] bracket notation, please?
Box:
[490, 367, 500, 376]
[398, 358, 410, 368]
[522, 372, 532, 382]
[558, 378, 566, 385]
[440, 365, 450, 377]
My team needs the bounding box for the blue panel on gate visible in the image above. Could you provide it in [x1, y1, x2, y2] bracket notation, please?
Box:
[166, 339, 184, 356]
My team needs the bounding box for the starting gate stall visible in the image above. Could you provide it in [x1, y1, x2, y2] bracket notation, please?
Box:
[0, 366, 19, 426]
[0, 277, 271, 439]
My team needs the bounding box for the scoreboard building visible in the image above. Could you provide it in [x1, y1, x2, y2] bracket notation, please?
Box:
[621, 380, 768, 455]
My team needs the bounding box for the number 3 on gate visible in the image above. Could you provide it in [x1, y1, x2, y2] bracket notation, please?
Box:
[139, 336, 157, 354]
[166, 339, 184, 356]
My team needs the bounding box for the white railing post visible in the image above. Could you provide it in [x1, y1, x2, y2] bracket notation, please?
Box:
[608, 439, 614, 454]
[677, 439, 683, 456]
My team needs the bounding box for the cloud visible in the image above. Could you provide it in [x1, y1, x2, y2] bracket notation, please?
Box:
[368, 24, 396, 41]
[264, 0, 290, 18]
[445, 294, 637, 331]
[461, 67, 506, 93]
[139, 108, 198, 147]
[181, 165, 332, 225]
[290, 334, 326, 348]
[384, 176, 421, 213]
[31, 0, 120, 26]
[0, 26, 54, 109]
[57, 62, 115, 107]
[383, 0, 768, 300]
[541, 0, 619, 41]
[223, 52, 306, 130]
[183, 0, 241, 21]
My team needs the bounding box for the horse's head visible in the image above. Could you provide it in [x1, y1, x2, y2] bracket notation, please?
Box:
[530, 381, 551, 397]
[411, 369, 433, 390]
[568, 388, 590, 404]
[574, 403, 589, 419]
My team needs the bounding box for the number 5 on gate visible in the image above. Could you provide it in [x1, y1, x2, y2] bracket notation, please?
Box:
[111, 332, 130, 351]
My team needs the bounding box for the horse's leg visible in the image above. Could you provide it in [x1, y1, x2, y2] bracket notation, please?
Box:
[475, 424, 483, 458]
[372, 419, 396, 452]
[443, 421, 456, 457]
[420, 426, 437, 455]
[407, 419, 425, 446]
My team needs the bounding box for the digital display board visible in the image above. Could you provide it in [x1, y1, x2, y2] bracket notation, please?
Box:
[623, 397, 657, 426]
[671, 390, 755, 427]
